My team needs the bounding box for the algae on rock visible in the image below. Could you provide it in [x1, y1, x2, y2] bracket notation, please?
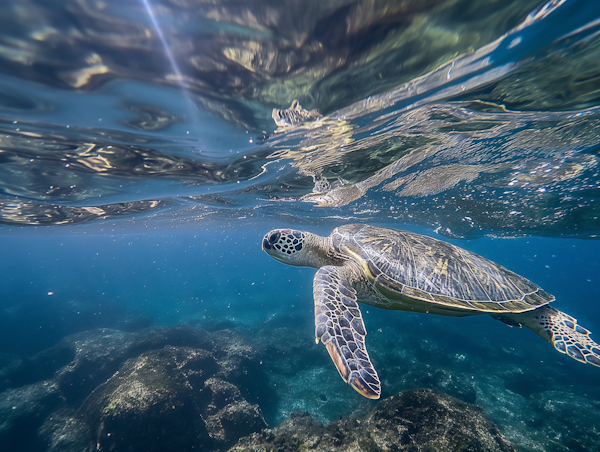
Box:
[229, 388, 516, 452]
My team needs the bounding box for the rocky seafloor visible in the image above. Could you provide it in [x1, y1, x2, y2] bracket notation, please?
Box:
[0, 325, 273, 452]
[1, 317, 599, 452]
[230, 388, 516, 452]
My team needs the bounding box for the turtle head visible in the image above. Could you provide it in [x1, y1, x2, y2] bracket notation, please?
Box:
[262, 228, 329, 268]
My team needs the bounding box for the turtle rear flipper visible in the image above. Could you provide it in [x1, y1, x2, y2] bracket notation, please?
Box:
[509, 306, 600, 366]
[313, 266, 381, 399]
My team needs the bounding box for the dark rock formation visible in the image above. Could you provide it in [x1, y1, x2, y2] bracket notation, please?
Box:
[229, 388, 516, 452]
[38, 407, 89, 452]
[78, 346, 265, 452]
[0, 325, 273, 452]
[54, 326, 214, 405]
[0, 381, 62, 451]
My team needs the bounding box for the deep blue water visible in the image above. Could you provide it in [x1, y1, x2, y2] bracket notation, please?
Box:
[1, 0, 600, 450]
[2, 224, 600, 351]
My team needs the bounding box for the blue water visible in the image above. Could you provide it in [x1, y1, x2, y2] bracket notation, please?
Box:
[1, 0, 600, 450]
[3, 225, 599, 346]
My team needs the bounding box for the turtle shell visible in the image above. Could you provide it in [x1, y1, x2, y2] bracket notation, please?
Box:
[331, 224, 554, 313]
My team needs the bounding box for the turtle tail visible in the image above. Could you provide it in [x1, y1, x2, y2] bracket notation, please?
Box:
[511, 306, 600, 367]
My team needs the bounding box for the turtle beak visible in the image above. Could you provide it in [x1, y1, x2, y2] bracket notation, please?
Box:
[262, 238, 271, 251]
[261, 232, 270, 251]
[262, 231, 280, 252]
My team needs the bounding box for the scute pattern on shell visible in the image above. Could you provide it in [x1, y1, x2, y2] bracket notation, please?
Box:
[332, 224, 554, 313]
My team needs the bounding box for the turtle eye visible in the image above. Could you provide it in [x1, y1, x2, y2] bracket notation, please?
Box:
[269, 232, 281, 244]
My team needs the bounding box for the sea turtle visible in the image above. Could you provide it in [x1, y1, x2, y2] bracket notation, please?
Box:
[262, 224, 600, 399]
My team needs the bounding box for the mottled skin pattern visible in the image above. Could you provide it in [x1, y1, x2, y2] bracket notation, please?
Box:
[262, 224, 600, 399]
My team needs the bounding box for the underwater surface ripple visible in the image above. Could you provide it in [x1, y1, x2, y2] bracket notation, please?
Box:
[1, 1, 600, 451]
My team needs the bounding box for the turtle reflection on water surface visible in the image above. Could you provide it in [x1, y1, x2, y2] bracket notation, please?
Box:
[271, 100, 322, 129]
[262, 224, 600, 399]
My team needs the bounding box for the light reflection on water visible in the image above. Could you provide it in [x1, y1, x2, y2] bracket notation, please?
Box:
[0, 0, 599, 238]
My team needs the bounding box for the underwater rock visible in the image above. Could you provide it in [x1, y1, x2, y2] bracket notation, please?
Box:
[38, 406, 90, 452]
[203, 377, 268, 446]
[52, 326, 214, 405]
[0, 380, 62, 449]
[77, 345, 266, 452]
[0, 325, 273, 452]
[366, 389, 515, 451]
[229, 388, 516, 452]
[0, 341, 75, 393]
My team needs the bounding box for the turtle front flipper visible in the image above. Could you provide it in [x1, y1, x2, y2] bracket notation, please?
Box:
[505, 306, 600, 367]
[313, 266, 381, 399]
